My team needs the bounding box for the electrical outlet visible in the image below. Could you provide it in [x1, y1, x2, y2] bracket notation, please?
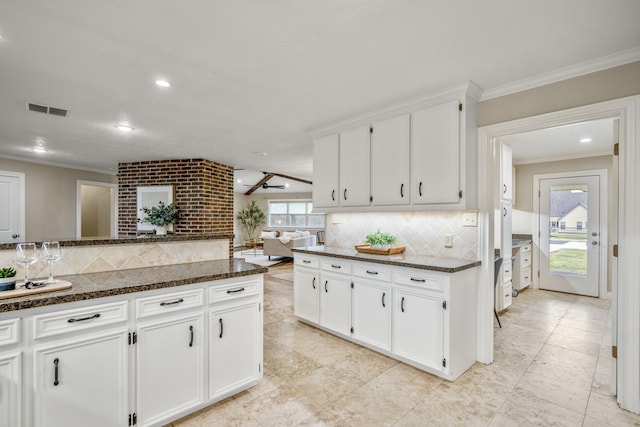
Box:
[444, 234, 453, 248]
[462, 211, 478, 227]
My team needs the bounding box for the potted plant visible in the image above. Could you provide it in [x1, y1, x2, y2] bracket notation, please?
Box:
[137, 201, 179, 235]
[236, 200, 266, 243]
[364, 229, 397, 250]
[0, 267, 17, 291]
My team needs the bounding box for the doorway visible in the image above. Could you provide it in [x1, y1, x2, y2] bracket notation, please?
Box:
[537, 173, 606, 297]
[76, 180, 117, 239]
[0, 171, 25, 243]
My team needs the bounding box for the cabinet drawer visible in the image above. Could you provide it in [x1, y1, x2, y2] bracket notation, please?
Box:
[521, 244, 531, 253]
[521, 253, 532, 268]
[502, 282, 513, 309]
[520, 268, 532, 286]
[209, 279, 259, 304]
[394, 270, 443, 291]
[321, 259, 352, 275]
[353, 263, 392, 282]
[294, 256, 319, 269]
[33, 301, 128, 339]
[136, 288, 204, 319]
[0, 318, 20, 347]
[503, 260, 513, 283]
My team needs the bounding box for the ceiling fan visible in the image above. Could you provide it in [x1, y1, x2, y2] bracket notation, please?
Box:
[243, 172, 312, 195]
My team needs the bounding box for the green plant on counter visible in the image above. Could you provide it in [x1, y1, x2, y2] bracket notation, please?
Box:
[364, 230, 397, 246]
[137, 201, 180, 227]
[0, 267, 17, 278]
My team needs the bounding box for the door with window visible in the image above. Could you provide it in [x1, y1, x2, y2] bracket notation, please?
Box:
[539, 175, 600, 296]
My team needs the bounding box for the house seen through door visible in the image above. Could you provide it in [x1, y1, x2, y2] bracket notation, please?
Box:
[538, 174, 602, 297]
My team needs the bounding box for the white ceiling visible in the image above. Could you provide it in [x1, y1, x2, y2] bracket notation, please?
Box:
[0, 1, 639, 182]
[506, 118, 616, 164]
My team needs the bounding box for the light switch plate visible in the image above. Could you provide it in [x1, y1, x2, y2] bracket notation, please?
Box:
[462, 211, 478, 227]
[444, 234, 453, 248]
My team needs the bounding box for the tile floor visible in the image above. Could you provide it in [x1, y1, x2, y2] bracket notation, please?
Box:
[171, 262, 640, 426]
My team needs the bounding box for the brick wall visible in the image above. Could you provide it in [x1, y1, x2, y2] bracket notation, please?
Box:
[118, 159, 234, 249]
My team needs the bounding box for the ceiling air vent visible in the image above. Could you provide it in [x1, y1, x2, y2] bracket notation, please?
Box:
[26, 102, 68, 117]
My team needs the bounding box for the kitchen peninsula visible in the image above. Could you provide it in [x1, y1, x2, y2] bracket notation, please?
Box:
[292, 246, 480, 381]
[0, 234, 265, 427]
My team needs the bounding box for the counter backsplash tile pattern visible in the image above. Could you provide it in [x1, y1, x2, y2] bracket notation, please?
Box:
[0, 240, 229, 279]
[325, 212, 478, 260]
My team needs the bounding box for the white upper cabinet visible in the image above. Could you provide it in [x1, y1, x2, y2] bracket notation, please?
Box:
[500, 143, 513, 201]
[371, 114, 410, 206]
[312, 134, 340, 208]
[339, 125, 371, 207]
[411, 100, 461, 205]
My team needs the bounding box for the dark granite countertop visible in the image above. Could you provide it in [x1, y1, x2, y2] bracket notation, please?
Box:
[0, 259, 266, 312]
[292, 246, 480, 273]
[0, 233, 234, 250]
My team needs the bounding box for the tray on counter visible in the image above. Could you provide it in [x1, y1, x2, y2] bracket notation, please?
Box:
[0, 280, 72, 300]
[355, 244, 406, 255]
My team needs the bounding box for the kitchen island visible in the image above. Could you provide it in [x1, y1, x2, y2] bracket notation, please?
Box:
[292, 246, 480, 381]
[0, 258, 265, 427]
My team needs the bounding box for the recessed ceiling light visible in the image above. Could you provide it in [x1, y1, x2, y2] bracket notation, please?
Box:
[579, 137, 592, 143]
[155, 79, 171, 88]
[32, 146, 47, 153]
[285, 183, 290, 188]
[236, 179, 242, 184]
[115, 124, 134, 132]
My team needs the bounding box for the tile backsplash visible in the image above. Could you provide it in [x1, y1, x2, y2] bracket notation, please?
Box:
[325, 211, 478, 260]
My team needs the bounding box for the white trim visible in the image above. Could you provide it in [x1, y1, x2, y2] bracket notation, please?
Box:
[0, 170, 26, 242]
[478, 96, 639, 413]
[76, 180, 118, 239]
[480, 47, 640, 101]
[532, 170, 608, 299]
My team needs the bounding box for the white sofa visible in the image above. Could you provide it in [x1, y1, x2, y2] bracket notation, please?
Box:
[263, 233, 317, 259]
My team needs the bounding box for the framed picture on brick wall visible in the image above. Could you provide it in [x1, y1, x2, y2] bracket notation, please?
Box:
[136, 185, 174, 232]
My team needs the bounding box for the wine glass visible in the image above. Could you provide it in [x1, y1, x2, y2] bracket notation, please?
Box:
[41, 241, 62, 283]
[15, 243, 38, 286]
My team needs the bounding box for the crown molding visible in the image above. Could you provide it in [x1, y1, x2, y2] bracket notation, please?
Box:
[0, 154, 116, 175]
[480, 47, 640, 101]
[513, 150, 613, 166]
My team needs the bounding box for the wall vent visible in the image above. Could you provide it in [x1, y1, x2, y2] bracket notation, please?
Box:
[26, 102, 68, 117]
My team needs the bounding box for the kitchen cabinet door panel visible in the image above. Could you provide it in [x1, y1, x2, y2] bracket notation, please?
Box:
[393, 288, 444, 372]
[411, 100, 460, 205]
[33, 329, 129, 427]
[294, 268, 320, 323]
[210, 302, 260, 399]
[371, 114, 410, 206]
[313, 134, 340, 208]
[352, 280, 391, 351]
[319, 273, 351, 335]
[0, 352, 20, 427]
[137, 313, 205, 426]
[339, 125, 371, 207]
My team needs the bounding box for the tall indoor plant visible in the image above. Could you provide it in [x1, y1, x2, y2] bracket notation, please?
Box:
[236, 200, 266, 242]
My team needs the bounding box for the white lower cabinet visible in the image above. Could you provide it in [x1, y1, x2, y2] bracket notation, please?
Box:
[33, 329, 129, 427]
[3, 273, 263, 427]
[209, 300, 260, 399]
[136, 313, 205, 426]
[293, 253, 478, 380]
[294, 267, 320, 323]
[393, 286, 444, 373]
[0, 351, 21, 427]
[319, 272, 351, 336]
[352, 279, 391, 351]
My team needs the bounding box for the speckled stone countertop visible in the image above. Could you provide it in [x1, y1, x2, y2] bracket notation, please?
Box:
[292, 246, 480, 273]
[0, 259, 266, 312]
[0, 233, 234, 250]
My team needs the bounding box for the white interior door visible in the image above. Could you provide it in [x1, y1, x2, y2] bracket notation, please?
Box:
[0, 172, 24, 243]
[539, 175, 600, 296]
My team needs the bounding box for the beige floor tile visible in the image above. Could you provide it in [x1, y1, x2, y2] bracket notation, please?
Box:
[487, 413, 521, 427]
[584, 391, 640, 426]
[263, 338, 323, 382]
[328, 346, 399, 383]
[516, 370, 591, 413]
[527, 344, 598, 386]
[410, 386, 497, 427]
[547, 331, 602, 356]
[173, 397, 260, 427]
[497, 387, 584, 426]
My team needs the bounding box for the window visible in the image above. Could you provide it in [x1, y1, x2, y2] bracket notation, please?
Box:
[576, 221, 583, 230]
[268, 200, 325, 229]
[560, 221, 566, 230]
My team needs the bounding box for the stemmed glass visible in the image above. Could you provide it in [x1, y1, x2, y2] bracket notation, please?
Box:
[41, 241, 62, 283]
[15, 243, 38, 286]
